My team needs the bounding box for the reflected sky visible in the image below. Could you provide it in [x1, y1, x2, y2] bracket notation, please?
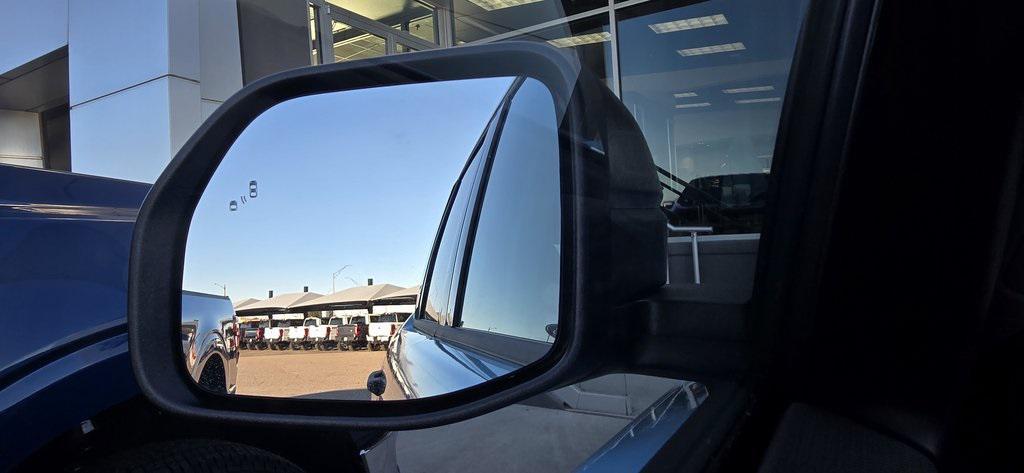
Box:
[183, 78, 514, 302]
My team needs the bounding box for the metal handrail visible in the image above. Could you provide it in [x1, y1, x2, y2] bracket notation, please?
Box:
[667, 225, 714, 284]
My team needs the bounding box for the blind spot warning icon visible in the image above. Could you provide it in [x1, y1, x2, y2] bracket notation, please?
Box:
[249, 180, 258, 198]
[229, 200, 238, 211]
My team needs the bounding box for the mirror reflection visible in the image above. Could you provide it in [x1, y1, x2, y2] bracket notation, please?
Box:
[181, 77, 562, 401]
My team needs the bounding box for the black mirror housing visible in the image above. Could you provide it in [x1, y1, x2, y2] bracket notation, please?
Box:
[128, 41, 666, 430]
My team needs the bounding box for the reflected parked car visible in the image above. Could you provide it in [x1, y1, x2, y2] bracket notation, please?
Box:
[180, 291, 239, 394]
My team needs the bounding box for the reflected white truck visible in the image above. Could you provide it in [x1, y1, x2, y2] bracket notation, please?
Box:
[367, 313, 411, 351]
[265, 314, 303, 350]
[327, 315, 369, 350]
[287, 318, 313, 350]
[303, 317, 334, 350]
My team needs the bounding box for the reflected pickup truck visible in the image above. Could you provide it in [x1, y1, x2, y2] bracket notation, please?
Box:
[240, 320, 269, 349]
[262, 319, 293, 350]
[367, 313, 410, 351]
[327, 315, 368, 351]
[0, 166, 243, 471]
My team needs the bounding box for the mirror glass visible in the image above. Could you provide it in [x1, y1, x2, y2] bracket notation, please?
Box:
[181, 77, 562, 402]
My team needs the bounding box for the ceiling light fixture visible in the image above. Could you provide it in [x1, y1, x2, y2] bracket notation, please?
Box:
[735, 97, 781, 104]
[673, 92, 698, 98]
[649, 14, 727, 34]
[678, 42, 746, 57]
[722, 85, 775, 94]
[547, 32, 611, 48]
[467, 0, 543, 11]
[675, 102, 712, 109]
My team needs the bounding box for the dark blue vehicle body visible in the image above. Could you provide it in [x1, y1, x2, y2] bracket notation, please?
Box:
[0, 165, 238, 471]
[0, 165, 147, 470]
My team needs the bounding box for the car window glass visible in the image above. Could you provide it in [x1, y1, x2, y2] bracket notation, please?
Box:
[455, 79, 560, 342]
[617, 0, 807, 235]
[420, 121, 493, 323]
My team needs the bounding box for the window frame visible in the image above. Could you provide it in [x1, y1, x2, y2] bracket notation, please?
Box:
[416, 130, 485, 324]
[448, 77, 561, 342]
[309, 0, 441, 60]
[415, 83, 510, 326]
[412, 77, 559, 364]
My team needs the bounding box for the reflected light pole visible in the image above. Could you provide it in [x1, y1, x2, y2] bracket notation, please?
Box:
[332, 265, 351, 293]
[213, 282, 226, 296]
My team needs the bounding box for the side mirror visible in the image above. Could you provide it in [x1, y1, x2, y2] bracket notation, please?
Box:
[128, 42, 667, 430]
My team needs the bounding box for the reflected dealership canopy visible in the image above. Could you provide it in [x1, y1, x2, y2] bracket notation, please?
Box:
[374, 285, 420, 304]
[232, 297, 261, 310]
[234, 291, 324, 315]
[291, 283, 405, 311]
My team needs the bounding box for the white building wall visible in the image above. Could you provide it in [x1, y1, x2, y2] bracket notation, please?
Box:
[70, 77, 200, 180]
[199, 0, 243, 119]
[0, 0, 68, 170]
[66, 0, 241, 182]
[0, 110, 43, 168]
[68, 0, 199, 106]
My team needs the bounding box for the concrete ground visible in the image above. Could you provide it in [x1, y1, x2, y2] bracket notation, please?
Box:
[234, 350, 634, 472]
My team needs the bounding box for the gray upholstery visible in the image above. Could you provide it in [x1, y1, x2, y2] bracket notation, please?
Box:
[758, 404, 936, 473]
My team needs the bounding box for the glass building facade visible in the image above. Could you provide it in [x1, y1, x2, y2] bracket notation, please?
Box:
[255, 0, 808, 235]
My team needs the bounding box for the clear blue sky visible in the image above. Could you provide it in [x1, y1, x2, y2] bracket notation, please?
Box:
[183, 77, 514, 303]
